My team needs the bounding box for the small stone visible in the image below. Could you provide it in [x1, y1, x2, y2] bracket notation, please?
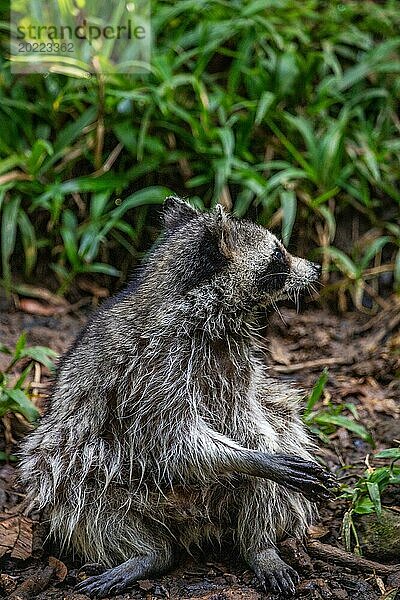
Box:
[138, 578, 154, 591]
[332, 589, 349, 599]
[223, 573, 238, 585]
[355, 507, 400, 561]
[0, 573, 17, 594]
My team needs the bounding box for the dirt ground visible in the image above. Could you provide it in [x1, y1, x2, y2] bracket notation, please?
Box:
[0, 296, 399, 600]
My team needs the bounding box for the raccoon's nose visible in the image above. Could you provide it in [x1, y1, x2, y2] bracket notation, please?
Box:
[312, 262, 322, 277]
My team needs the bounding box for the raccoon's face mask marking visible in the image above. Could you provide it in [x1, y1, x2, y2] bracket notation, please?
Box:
[256, 245, 290, 294]
[220, 217, 321, 307]
[253, 236, 321, 306]
[161, 196, 321, 308]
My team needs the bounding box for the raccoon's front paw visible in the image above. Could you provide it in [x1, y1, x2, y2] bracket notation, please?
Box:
[250, 548, 299, 596]
[274, 454, 336, 502]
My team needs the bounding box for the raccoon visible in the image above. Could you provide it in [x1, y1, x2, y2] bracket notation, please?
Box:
[19, 197, 334, 597]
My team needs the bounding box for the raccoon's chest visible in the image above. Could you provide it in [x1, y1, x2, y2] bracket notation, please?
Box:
[196, 339, 282, 448]
[200, 372, 280, 451]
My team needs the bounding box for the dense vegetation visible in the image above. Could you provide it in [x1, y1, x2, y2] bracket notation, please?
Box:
[1, 0, 399, 310]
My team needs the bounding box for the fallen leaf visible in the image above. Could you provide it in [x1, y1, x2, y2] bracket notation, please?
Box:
[269, 337, 292, 365]
[49, 556, 68, 581]
[15, 284, 68, 307]
[77, 279, 109, 298]
[308, 525, 330, 539]
[19, 299, 65, 317]
[0, 514, 33, 560]
[374, 574, 386, 594]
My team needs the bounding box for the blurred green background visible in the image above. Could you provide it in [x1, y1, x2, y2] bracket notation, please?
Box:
[1, 0, 400, 311]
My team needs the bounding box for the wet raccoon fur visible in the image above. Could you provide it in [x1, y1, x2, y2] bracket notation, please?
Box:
[19, 198, 334, 597]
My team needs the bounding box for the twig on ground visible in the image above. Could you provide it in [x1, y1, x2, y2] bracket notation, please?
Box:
[307, 540, 400, 575]
[272, 356, 354, 373]
[8, 565, 55, 599]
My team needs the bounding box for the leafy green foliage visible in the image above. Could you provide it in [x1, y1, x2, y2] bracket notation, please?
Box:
[341, 447, 400, 554]
[0, 0, 399, 302]
[0, 333, 57, 425]
[303, 369, 373, 445]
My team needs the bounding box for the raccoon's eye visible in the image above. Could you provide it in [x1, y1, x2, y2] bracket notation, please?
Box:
[273, 247, 286, 262]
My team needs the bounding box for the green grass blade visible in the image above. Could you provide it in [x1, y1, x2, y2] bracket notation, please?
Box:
[1, 195, 20, 293]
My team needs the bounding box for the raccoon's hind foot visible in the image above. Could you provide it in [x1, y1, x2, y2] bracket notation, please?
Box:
[248, 548, 300, 596]
[75, 552, 173, 598]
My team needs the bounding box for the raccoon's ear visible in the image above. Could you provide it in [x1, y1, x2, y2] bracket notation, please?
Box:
[212, 203, 236, 258]
[163, 196, 198, 229]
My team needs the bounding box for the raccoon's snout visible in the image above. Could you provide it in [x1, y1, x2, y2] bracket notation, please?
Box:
[283, 257, 321, 294]
[311, 262, 322, 278]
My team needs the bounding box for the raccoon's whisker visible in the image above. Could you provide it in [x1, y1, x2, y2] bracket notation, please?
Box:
[295, 290, 300, 313]
[260, 272, 289, 279]
[271, 300, 287, 326]
[285, 290, 293, 304]
[288, 289, 297, 309]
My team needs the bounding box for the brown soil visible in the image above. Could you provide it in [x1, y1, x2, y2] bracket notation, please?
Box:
[0, 298, 399, 600]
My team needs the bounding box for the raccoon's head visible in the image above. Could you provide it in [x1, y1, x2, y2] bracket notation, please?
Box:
[161, 196, 320, 309]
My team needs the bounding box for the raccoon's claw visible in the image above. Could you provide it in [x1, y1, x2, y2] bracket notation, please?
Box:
[262, 565, 299, 596]
[77, 562, 104, 577]
[76, 569, 133, 597]
[250, 549, 299, 597]
[274, 454, 336, 502]
[75, 555, 168, 598]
